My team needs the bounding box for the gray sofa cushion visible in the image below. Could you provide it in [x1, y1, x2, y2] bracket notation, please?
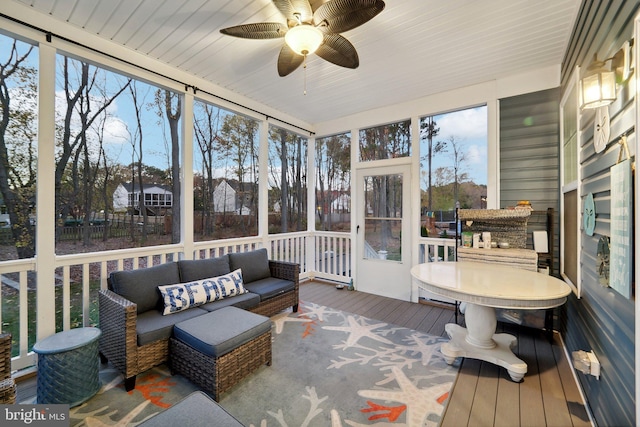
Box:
[178, 255, 231, 282]
[139, 391, 243, 427]
[228, 249, 271, 283]
[199, 291, 260, 312]
[173, 306, 271, 357]
[243, 277, 295, 301]
[136, 307, 207, 346]
[109, 263, 181, 314]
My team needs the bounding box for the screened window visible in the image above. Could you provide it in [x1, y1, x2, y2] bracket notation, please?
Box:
[54, 54, 182, 253]
[419, 106, 487, 237]
[359, 120, 411, 161]
[192, 101, 259, 240]
[316, 132, 350, 231]
[0, 34, 38, 261]
[268, 125, 308, 234]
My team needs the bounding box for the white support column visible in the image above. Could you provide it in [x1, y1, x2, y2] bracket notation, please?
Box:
[259, 120, 270, 252]
[349, 128, 358, 288]
[410, 115, 421, 302]
[181, 91, 194, 259]
[36, 42, 57, 339]
[306, 134, 316, 278]
[487, 96, 500, 208]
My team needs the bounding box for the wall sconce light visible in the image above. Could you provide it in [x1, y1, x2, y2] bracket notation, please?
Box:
[579, 40, 633, 110]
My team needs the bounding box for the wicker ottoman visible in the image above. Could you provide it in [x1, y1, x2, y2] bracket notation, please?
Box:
[170, 306, 272, 401]
[33, 327, 101, 406]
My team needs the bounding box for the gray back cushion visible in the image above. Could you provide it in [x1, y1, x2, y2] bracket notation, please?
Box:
[109, 262, 180, 314]
[228, 248, 271, 283]
[178, 255, 231, 282]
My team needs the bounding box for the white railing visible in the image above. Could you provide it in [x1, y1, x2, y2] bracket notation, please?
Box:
[268, 232, 308, 274]
[0, 258, 37, 370]
[192, 236, 264, 259]
[416, 236, 458, 305]
[417, 236, 458, 263]
[4, 231, 463, 371]
[313, 231, 352, 283]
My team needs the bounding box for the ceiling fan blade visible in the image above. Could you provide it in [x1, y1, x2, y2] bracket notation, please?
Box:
[277, 44, 305, 76]
[220, 22, 287, 39]
[314, 0, 385, 34]
[315, 34, 359, 69]
[273, 0, 314, 24]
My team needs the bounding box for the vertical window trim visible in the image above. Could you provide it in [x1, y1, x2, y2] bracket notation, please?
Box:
[559, 66, 581, 297]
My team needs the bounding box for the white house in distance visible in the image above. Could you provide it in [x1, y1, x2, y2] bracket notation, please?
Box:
[113, 182, 173, 214]
[213, 179, 255, 215]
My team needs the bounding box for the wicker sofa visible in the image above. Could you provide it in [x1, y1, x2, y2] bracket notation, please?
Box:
[98, 248, 299, 391]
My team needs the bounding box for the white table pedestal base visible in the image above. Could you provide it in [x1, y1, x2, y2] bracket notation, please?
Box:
[441, 303, 527, 382]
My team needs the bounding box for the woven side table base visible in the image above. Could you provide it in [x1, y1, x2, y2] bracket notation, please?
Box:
[170, 330, 271, 401]
[34, 327, 101, 407]
[0, 378, 16, 404]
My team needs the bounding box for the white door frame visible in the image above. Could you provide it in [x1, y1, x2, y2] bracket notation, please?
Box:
[354, 163, 412, 301]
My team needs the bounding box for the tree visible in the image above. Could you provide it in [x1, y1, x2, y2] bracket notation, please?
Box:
[420, 117, 444, 212]
[438, 136, 469, 208]
[193, 103, 221, 236]
[129, 82, 149, 243]
[165, 91, 181, 244]
[220, 113, 259, 233]
[268, 126, 307, 233]
[315, 134, 350, 231]
[0, 40, 36, 258]
[153, 89, 181, 244]
[56, 56, 130, 246]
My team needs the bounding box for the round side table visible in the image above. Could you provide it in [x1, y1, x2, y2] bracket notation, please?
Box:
[33, 327, 101, 406]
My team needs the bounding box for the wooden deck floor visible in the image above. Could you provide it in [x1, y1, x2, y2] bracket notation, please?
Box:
[16, 280, 593, 426]
[299, 281, 592, 427]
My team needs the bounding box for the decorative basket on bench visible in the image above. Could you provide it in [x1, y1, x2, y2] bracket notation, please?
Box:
[458, 208, 531, 249]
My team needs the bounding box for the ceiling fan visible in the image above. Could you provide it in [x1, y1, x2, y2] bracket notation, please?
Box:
[220, 0, 385, 77]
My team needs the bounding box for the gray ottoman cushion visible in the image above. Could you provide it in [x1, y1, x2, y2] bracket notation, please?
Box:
[200, 292, 260, 312]
[139, 391, 243, 427]
[244, 277, 295, 301]
[178, 255, 231, 282]
[228, 249, 271, 283]
[174, 307, 271, 357]
[136, 307, 208, 346]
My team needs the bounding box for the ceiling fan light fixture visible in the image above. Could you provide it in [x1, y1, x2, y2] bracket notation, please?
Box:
[285, 24, 323, 56]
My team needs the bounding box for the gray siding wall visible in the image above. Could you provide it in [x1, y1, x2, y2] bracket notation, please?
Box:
[560, 1, 638, 426]
[499, 88, 560, 276]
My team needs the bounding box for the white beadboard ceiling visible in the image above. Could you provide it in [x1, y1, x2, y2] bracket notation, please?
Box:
[5, 0, 581, 127]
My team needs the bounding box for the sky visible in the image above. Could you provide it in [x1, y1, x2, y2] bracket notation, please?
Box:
[420, 106, 488, 186]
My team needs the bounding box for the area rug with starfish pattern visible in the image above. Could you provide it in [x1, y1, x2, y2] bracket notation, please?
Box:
[69, 301, 459, 426]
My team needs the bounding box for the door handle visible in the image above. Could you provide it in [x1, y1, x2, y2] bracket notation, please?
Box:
[357, 225, 360, 234]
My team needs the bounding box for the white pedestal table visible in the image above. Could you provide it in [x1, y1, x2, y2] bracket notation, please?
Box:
[411, 261, 571, 382]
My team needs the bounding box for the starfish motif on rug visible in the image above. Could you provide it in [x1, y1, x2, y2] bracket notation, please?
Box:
[299, 301, 339, 321]
[272, 310, 314, 334]
[323, 315, 393, 347]
[394, 332, 444, 366]
[357, 366, 452, 426]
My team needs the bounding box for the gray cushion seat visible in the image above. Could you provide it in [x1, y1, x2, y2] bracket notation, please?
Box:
[228, 248, 295, 301]
[136, 307, 207, 346]
[244, 277, 296, 301]
[173, 306, 271, 357]
[139, 391, 243, 427]
[199, 291, 261, 312]
[109, 262, 181, 314]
